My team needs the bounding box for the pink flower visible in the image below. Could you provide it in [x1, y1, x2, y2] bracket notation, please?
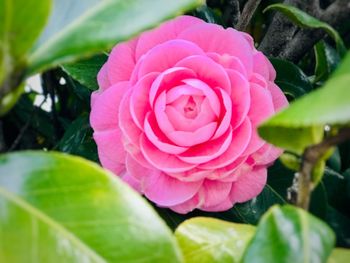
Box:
[90, 16, 288, 214]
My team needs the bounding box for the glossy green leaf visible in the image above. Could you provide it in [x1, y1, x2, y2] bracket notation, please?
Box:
[264, 4, 346, 56]
[314, 41, 340, 83]
[328, 248, 350, 263]
[27, 0, 203, 74]
[259, 52, 350, 154]
[0, 151, 182, 263]
[269, 58, 311, 100]
[243, 205, 335, 263]
[62, 54, 108, 90]
[326, 206, 350, 248]
[175, 217, 255, 263]
[36, 0, 101, 46]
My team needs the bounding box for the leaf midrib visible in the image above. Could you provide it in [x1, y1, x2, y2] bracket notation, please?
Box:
[0, 186, 107, 263]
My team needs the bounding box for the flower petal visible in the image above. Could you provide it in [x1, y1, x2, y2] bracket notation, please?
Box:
[230, 167, 267, 203]
[135, 15, 204, 59]
[108, 38, 138, 83]
[90, 81, 129, 132]
[175, 55, 231, 93]
[179, 24, 253, 76]
[137, 39, 205, 78]
[94, 129, 126, 175]
[144, 172, 203, 206]
[140, 134, 197, 173]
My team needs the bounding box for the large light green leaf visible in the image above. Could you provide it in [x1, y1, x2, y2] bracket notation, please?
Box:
[328, 248, 350, 263]
[243, 205, 335, 263]
[0, 151, 182, 263]
[264, 4, 346, 56]
[27, 0, 203, 74]
[0, 0, 51, 89]
[175, 217, 255, 263]
[259, 51, 350, 153]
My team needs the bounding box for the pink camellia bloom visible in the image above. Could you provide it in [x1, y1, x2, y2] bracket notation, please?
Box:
[90, 15, 288, 213]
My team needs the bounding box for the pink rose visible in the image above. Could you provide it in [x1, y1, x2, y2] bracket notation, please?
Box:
[90, 15, 288, 213]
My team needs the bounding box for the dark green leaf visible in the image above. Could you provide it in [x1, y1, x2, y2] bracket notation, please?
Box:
[192, 6, 224, 25]
[175, 217, 255, 263]
[243, 205, 335, 263]
[0, 151, 182, 262]
[57, 114, 98, 162]
[314, 41, 341, 83]
[270, 58, 311, 100]
[62, 54, 108, 90]
[326, 206, 350, 247]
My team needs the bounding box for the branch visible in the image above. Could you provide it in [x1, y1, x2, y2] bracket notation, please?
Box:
[236, 0, 261, 31]
[296, 127, 350, 210]
[259, 0, 350, 62]
[222, 0, 240, 28]
[279, 0, 350, 62]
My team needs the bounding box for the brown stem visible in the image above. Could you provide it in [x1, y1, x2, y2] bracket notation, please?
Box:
[236, 0, 261, 31]
[296, 127, 350, 210]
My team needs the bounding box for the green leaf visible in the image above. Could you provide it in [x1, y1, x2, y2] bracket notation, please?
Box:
[259, 52, 350, 154]
[269, 58, 311, 100]
[62, 54, 108, 90]
[0, 0, 51, 81]
[0, 151, 182, 263]
[57, 114, 98, 162]
[243, 205, 335, 263]
[175, 217, 255, 263]
[27, 0, 203, 74]
[232, 185, 286, 225]
[314, 41, 340, 83]
[192, 6, 224, 25]
[328, 248, 350, 263]
[326, 206, 350, 248]
[264, 4, 346, 56]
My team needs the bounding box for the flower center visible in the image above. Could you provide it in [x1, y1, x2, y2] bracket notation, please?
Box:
[183, 96, 198, 119]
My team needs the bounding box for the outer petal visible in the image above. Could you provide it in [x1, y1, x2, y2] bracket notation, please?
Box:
[108, 38, 138, 83]
[199, 180, 232, 208]
[97, 63, 111, 90]
[136, 15, 204, 59]
[244, 84, 275, 155]
[179, 24, 253, 76]
[170, 194, 202, 214]
[144, 172, 203, 206]
[268, 81, 289, 111]
[90, 81, 129, 132]
[252, 52, 270, 80]
[94, 129, 126, 175]
[230, 168, 267, 203]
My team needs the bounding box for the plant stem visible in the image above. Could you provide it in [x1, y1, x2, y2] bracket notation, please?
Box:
[296, 127, 350, 210]
[236, 0, 261, 31]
